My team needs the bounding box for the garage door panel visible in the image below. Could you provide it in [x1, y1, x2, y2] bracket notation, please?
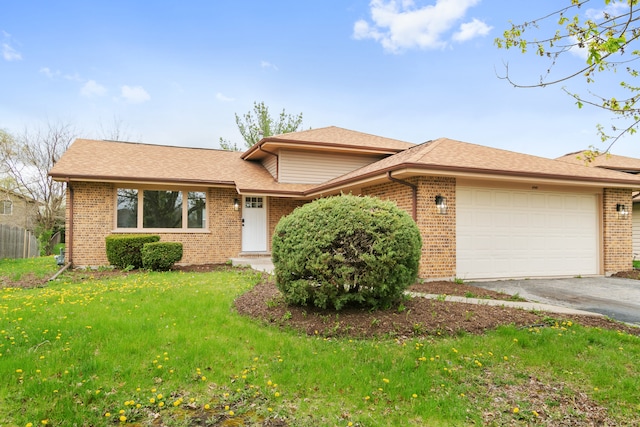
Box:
[457, 187, 599, 279]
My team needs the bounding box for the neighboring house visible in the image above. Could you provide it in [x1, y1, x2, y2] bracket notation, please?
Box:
[49, 126, 640, 280]
[557, 151, 640, 260]
[0, 188, 38, 231]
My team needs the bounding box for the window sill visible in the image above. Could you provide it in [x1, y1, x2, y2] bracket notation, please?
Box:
[112, 228, 211, 234]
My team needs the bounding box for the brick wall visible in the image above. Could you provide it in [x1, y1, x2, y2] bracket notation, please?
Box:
[67, 183, 242, 267]
[267, 198, 308, 251]
[363, 176, 456, 279]
[603, 188, 633, 274]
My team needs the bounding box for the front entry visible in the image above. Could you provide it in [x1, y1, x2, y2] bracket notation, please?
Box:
[241, 195, 267, 252]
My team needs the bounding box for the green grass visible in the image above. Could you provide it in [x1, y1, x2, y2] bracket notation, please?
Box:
[0, 260, 639, 426]
[0, 256, 61, 282]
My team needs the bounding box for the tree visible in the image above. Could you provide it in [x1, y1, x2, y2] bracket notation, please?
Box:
[495, 0, 640, 153]
[220, 101, 304, 150]
[0, 122, 75, 252]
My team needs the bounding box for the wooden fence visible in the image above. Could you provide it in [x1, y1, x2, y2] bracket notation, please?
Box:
[0, 224, 39, 259]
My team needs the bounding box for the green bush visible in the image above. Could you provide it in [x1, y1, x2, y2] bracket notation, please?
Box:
[272, 195, 422, 310]
[141, 242, 183, 271]
[105, 234, 160, 269]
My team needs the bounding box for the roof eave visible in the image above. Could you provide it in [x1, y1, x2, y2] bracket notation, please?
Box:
[49, 173, 236, 188]
[241, 138, 406, 160]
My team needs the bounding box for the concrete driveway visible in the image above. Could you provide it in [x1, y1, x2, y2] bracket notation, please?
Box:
[469, 277, 640, 326]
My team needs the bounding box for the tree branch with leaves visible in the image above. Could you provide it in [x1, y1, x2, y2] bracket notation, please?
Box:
[495, 0, 640, 153]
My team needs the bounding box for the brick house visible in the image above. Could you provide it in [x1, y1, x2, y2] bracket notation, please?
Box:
[49, 126, 640, 280]
[557, 151, 640, 259]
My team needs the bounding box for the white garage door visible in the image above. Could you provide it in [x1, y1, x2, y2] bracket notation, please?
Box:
[457, 187, 599, 279]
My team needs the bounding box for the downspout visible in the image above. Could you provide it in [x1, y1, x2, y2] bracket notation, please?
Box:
[258, 146, 279, 180]
[66, 178, 74, 265]
[387, 171, 417, 221]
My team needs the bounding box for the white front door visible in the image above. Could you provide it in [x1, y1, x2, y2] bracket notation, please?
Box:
[242, 195, 267, 252]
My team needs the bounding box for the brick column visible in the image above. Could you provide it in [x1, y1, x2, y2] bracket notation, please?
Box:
[603, 188, 633, 274]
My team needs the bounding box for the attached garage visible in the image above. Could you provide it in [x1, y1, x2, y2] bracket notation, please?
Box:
[457, 186, 600, 280]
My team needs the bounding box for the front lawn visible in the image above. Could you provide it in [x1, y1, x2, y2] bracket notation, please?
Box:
[0, 259, 638, 426]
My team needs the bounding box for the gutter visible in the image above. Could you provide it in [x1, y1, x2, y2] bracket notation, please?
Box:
[387, 171, 417, 221]
[66, 178, 74, 266]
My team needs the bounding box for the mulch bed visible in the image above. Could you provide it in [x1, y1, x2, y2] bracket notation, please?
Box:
[234, 279, 640, 339]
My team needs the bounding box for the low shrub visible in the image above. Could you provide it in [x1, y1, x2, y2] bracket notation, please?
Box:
[105, 234, 160, 269]
[141, 242, 183, 271]
[272, 194, 422, 310]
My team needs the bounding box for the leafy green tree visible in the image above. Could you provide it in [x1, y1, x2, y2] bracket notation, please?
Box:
[220, 101, 304, 150]
[495, 0, 640, 152]
[0, 122, 75, 253]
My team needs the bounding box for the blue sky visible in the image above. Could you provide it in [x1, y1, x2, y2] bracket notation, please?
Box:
[1, 0, 637, 158]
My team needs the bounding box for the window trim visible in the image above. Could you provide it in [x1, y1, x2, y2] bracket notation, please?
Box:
[1, 200, 12, 215]
[114, 186, 209, 233]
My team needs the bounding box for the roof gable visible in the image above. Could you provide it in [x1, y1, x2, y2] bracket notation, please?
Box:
[241, 126, 414, 160]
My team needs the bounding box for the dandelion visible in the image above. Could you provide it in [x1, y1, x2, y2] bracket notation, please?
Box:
[201, 376, 207, 381]
[204, 403, 210, 410]
[503, 356, 508, 361]
[26, 424, 33, 427]
[382, 378, 390, 383]
[225, 405, 230, 411]
[229, 410, 235, 416]
[268, 408, 273, 412]
[274, 392, 280, 397]
[119, 415, 127, 422]
[158, 402, 164, 407]
[532, 410, 539, 417]
[16, 369, 23, 373]
[119, 410, 125, 414]
[513, 407, 519, 414]
[412, 393, 418, 398]
[364, 396, 370, 401]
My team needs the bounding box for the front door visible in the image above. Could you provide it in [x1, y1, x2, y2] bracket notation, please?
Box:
[242, 195, 267, 252]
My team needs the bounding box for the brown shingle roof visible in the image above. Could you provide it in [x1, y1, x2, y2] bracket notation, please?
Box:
[310, 138, 640, 193]
[49, 139, 314, 195]
[241, 126, 414, 160]
[557, 150, 640, 172]
[50, 136, 640, 199]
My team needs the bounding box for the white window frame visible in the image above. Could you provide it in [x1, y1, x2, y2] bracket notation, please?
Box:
[1, 200, 12, 215]
[114, 186, 209, 233]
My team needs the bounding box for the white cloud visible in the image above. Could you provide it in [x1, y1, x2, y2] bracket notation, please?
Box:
[586, 1, 628, 20]
[81, 80, 107, 97]
[216, 92, 235, 102]
[353, 0, 489, 53]
[452, 18, 492, 42]
[260, 60, 279, 71]
[39, 67, 57, 78]
[121, 85, 150, 104]
[2, 42, 22, 61]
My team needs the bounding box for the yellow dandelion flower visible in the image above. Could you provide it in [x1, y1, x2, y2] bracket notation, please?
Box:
[201, 376, 207, 381]
[513, 407, 519, 414]
[364, 396, 370, 400]
[274, 392, 280, 397]
[228, 410, 234, 416]
[382, 378, 390, 383]
[119, 415, 127, 422]
[412, 393, 418, 398]
[204, 404, 210, 410]
[225, 405, 230, 411]
[26, 424, 34, 427]
[158, 402, 164, 407]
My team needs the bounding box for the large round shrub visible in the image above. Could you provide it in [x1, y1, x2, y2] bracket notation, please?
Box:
[272, 195, 422, 310]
